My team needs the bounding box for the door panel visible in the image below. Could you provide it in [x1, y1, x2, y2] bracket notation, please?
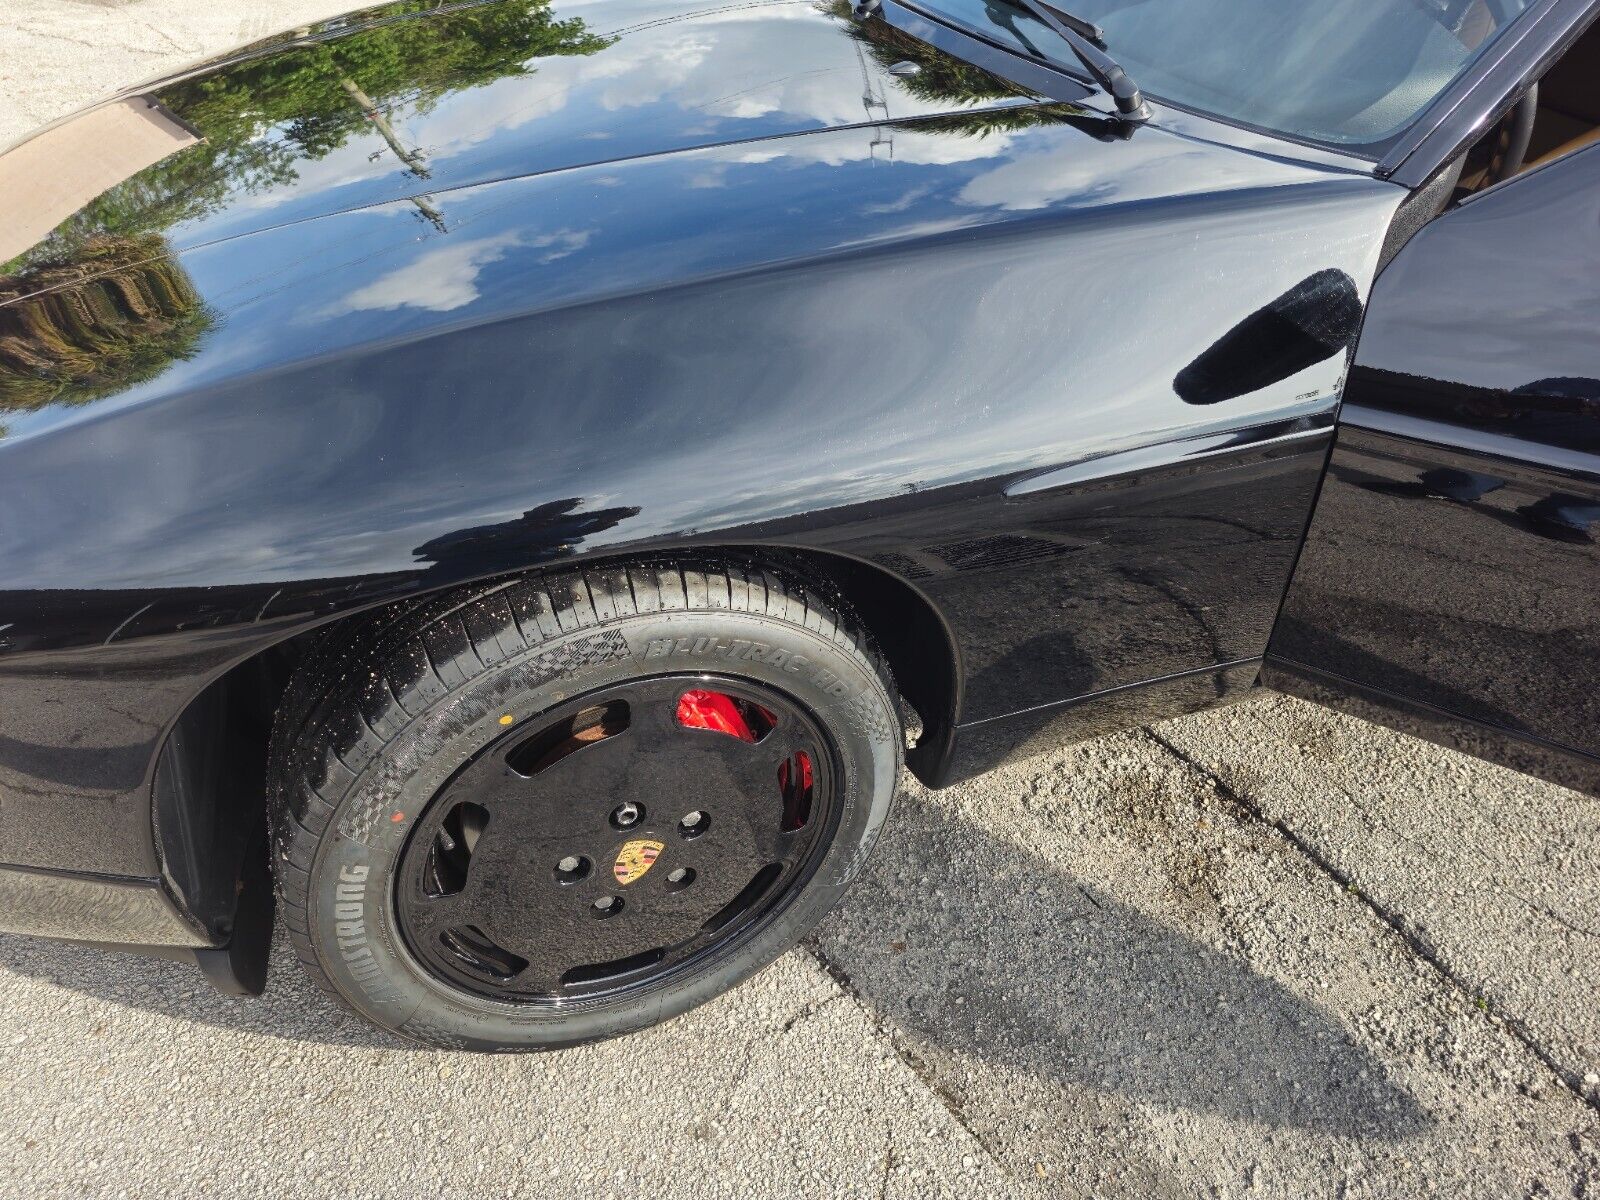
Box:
[1269, 145, 1600, 792]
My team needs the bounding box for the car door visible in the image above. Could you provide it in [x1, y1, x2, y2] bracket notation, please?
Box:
[1266, 143, 1600, 796]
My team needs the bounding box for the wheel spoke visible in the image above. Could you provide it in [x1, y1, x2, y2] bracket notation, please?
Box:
[747, 819, 790, 862]
[404, 889, 469, 933]
[656, 859, 788, 969]
[497, 716, 635, 788]
[448, 758, 545, 822]
[632, 688, 687, 743]
[503, 959, 566, 996]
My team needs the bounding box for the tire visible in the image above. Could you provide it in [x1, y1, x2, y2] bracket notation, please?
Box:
[268, 561, 902, 1051]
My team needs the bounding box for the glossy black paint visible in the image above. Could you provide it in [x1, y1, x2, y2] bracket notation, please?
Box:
[1271, 143, 1600, 789]
[948, 659, 1264, 785]
[0, 0, 1405, 944]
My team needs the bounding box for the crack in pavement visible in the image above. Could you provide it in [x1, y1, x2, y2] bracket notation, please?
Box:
[1238, 709, 1600, 941]
[1143, 726, 1600, 1117]
[1343, 782, 1600, 943]
[707, 993, 848, 1128]
[777, 991, 846, 1036]
[13, 25, 127, 52]
[130, 17, 191, 55]
[801, 939, 1013, 1176]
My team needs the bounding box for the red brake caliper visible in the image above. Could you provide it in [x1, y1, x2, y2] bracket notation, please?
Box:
[779, 754, 813, 793]
[677, 689, 759, 742]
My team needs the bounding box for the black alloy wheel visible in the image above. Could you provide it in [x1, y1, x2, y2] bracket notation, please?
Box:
[394, 676, 837, 1003]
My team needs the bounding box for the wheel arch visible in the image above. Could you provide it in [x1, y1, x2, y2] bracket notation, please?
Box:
[151, 543, 960, 944]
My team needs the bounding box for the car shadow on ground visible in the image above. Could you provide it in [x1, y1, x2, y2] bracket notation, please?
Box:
[0, 791, 1429, 1139]
[812, 793, 1431, 1141]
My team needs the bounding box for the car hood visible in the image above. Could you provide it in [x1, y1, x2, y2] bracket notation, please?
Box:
[0, 0, 1043, 278]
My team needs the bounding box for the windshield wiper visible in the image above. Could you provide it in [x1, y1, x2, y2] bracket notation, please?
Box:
[1008, 0, 1152, 124]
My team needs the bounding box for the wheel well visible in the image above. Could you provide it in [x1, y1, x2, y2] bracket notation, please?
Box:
[152, 546, 959, 935]
[746, 546, 959, 782]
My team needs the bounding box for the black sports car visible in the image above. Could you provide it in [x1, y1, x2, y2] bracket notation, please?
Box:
[0, 0, 1595, 1050]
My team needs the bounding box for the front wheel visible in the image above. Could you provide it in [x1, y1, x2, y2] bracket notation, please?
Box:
[268, 563, 901, 1050]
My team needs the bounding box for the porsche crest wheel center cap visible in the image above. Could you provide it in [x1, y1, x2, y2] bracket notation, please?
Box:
[613, 837, 664, 885]
[395, 676, 837, 1004]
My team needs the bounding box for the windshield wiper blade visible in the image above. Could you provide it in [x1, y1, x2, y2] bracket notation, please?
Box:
[1009, 0, 1152, 124]
[1035, 2, 1104, 46]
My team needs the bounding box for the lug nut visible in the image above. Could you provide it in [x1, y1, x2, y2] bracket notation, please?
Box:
[554, 855, 591, 884]
[678, 810, 709, 839]
[591, 895, 623, 919]
[611, 802, 643, 829]
[665, 867, 696, 891]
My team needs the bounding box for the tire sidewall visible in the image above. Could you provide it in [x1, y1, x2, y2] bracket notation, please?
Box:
[306, 609, 899, 1051]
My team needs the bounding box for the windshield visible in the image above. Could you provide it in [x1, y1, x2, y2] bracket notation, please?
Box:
[914, 0, 1532, 151]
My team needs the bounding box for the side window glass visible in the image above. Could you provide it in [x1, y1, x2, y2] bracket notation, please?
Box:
[1451, 16, 1600, 202]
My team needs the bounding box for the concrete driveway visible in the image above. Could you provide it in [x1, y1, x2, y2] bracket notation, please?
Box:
[0, 3, 1596, 1196]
